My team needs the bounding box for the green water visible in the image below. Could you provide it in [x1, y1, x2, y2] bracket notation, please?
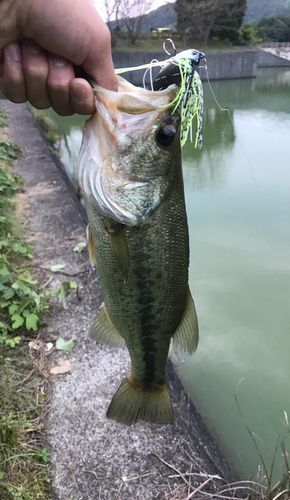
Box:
[46, 67, 290, 480]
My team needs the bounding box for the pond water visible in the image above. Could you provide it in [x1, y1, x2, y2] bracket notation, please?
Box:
[45, 67, 290, 480]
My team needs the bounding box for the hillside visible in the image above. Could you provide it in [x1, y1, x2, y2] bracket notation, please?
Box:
[108, 3, 176, 33]
[244, 0, 290, 23]
[109, 1, 290, 34]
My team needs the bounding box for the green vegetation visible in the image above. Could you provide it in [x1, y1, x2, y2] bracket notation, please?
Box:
[239, 24, 262, 45]
[255, 16, 290, 42]
[30, 108, 60, 146]
[244, 0, 290, 24]
[0, 108, 50, 499]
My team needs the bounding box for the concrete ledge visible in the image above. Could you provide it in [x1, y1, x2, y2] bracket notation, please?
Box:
[1, 97, 236, 499]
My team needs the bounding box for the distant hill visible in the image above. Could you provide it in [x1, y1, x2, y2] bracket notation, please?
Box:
[244, 0, 290, 23]
[108, 1, 290, 34]
[108, 3, 176, 32]
[140, 3, 176, 31]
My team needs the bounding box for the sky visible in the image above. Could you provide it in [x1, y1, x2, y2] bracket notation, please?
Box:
[93, 0, 175, 22]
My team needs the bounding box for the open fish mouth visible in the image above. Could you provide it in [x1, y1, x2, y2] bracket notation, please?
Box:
[77, 76, 178, 226]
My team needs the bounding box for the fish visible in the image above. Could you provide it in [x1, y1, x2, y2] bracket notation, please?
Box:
[77, 75, 199, 425]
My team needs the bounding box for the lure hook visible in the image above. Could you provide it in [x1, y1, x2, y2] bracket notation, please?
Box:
[163, 38, 177, 57]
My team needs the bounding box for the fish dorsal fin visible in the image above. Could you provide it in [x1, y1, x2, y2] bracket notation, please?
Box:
[90, 305, 125, 348]
[106, 225, 130, 283]
[172, 288, 199, 362]
[87, 224, 96, 267]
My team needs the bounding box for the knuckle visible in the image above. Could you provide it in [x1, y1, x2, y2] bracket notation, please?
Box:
[23, 64, 48, 81]
[48, 80, 69, 93]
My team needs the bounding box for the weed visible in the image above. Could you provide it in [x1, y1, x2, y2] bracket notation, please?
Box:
[0, 108, 50, 499]
[0, 162, 50, 341]
[0, 108, 6, 128]
[30, 109, 60, 146]
[0, 353, 50, 500]
[0, 141, 20, 163]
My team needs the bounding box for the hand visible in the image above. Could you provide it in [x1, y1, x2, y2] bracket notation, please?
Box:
[0, 0, 118, 115]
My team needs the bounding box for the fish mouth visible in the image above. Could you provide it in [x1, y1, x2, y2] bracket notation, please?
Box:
[77, 76, 178, 226]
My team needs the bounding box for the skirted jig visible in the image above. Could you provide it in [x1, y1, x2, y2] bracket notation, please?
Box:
[115, 44, 205, 149]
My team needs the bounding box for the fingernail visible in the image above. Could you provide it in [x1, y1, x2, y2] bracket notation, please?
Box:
[22, 38, 42, 54]
[49, 54, 67, 68]
[73, 83, 88, 103]
[6, 43, 21, 62]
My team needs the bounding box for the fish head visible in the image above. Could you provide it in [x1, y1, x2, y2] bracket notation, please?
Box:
[77, 76, 181, 226]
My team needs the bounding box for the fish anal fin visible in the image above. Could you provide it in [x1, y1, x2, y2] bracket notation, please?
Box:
[172, 288, 199, 362]
[107, 376, 173, 425]
[87, 224, 96, 267]
[90, 306, 125, 348]
[106, 225, 130, 283]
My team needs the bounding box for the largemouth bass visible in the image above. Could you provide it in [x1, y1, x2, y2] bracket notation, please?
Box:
[77, 76, 199, 425]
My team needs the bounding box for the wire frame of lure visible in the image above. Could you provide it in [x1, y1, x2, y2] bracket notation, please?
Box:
[115, 47, 204, 149]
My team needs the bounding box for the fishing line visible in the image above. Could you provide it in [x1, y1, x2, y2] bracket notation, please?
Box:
[142, 59, 159, 90]
[203, 63, 258, 187]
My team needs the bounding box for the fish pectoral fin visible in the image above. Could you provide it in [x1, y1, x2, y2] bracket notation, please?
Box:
[107, 376, 173, 425]
[90, 306, 125, 348]
[172, 288, 199, 362]
[87, 224, 96, 267]
[106, 225, 130, 283]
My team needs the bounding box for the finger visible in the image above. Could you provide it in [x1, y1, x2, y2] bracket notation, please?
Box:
[21, 0, 118, 92]
[47, 54, 75, 116]
[70, 78, 95, 115]
[22, 38, 50, 109]
[83, 25, 118, 92]
[0, 42, 26, 103]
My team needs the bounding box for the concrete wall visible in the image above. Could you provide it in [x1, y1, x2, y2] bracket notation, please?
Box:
[112, 50, 258, 85]
[198, 50, 257, 81]
[257, 49, 290, 67]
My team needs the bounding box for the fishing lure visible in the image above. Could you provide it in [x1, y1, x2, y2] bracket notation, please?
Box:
[115, 44, 205, 148]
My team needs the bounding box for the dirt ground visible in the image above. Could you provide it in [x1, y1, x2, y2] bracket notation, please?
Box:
[1, 95, 236, 500]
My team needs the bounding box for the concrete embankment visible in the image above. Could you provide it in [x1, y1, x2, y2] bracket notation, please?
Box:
[113, 50, 258, 84]
[0, 94, 236, 499]
[257, 48, 290, 67]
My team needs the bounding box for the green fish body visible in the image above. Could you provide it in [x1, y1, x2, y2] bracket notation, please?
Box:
[78, 76, 198, 425]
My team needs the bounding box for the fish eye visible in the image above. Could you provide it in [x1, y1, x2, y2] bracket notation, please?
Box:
[156, 125, 176, 147]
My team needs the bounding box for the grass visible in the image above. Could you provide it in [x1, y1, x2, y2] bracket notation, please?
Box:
[0, 107, 51, 500]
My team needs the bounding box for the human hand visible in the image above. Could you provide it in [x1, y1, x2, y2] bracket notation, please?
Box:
[0, 0, 118, 116]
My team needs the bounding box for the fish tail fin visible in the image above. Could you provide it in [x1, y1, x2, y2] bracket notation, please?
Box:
[107, 376, 173, 426]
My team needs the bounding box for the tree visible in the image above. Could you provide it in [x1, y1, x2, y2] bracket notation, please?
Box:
[120, 0, 152, 43]
[104, 0, 122, 47]
[106, 0, 153, 44]
[175, 0, 247, 44]
[239, 23, 262, 45]
[257, 16, 290, 42]
[211, 0, 247, 41]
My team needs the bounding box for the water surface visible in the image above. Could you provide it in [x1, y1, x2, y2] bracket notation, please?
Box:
[45, 67, 290, 480]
